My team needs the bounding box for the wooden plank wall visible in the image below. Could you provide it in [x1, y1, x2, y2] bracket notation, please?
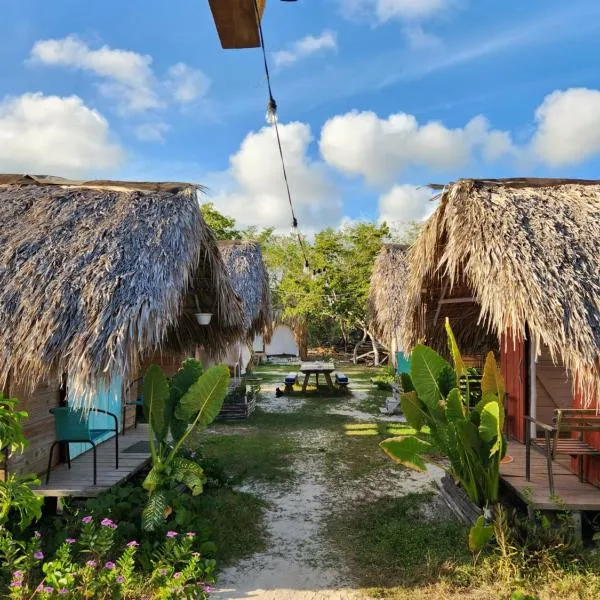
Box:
[500, 331, 526, 443]
[9, 378, 61, 477]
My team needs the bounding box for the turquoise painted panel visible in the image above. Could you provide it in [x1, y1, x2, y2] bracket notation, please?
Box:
[396, 352, 410, 375]
[67, 377, 122, 460]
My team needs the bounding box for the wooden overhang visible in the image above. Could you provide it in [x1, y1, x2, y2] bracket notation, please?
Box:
[207, 0, 266, 49]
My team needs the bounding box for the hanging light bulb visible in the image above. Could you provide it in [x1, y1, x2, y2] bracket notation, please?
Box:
[289, 216, 298, 236]
[266, 96, 278, 125]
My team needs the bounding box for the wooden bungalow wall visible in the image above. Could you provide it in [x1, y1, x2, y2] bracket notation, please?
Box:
[8, 379, 61, 477]
[500, 331, 526, 443]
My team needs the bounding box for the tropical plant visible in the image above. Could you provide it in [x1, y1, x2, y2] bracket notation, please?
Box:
[0, 395, 44, 532]
[141, 360, 230, 531]
[0, 395, 28, 459]
[380, 319, 507, 515]
[0, 473, 43, 531]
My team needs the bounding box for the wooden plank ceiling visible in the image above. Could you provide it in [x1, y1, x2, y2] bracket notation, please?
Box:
[208, 0, 266, 49]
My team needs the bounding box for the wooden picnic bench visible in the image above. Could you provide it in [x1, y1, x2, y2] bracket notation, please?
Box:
[299, 362, 335, 392]
[525, 409, 600, 496]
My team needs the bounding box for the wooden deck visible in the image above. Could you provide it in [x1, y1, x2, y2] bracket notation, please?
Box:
[34, 425, 151, 498]
[501, 440, 600, 510]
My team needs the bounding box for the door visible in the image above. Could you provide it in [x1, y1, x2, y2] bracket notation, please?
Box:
[67, 377, 122, 460]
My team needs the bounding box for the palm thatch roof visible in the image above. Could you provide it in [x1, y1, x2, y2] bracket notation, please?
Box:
[0, 174, 245, 408]
[368, 243, 409, 349]
[402, 178, 600, 405]
[217, 240, 272, 339]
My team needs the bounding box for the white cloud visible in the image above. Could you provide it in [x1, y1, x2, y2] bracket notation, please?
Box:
[273, 31, 337, 68]
[378, 184, 437, 224]
[210, 122, 342, 233]
[134, 122, 169, 142]
[341, 0, 455, 22]
[403, 25, 442, 49]
[319, 110, 514, 185]
[167, 63, 211, 104]
[30, 35, 159, 113]
[0, 93, 124, 177]
[532, 88, 600, 167]
[30, 35, 211, 116]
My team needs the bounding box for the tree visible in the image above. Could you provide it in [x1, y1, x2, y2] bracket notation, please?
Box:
[200, 203, 242, 240]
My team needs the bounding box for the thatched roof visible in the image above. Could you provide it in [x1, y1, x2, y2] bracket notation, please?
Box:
[0, 174, 245, 408]
[402, 178, 600, 405]
[217, 240, 272, 339]
[368, 244, 409, 348]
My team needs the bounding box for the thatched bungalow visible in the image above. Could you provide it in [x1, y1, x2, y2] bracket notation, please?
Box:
[0, 175, 245, 476]
[253, 314, 308, 361]
[401, 178, 600, 484]
[200, 240, 272, 375]
[368, 243, 410, 370]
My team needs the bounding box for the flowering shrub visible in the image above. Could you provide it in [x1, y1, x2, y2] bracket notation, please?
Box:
[0, 517, 215, 599]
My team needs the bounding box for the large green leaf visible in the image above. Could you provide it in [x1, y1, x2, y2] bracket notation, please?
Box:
[400, 372, 415, 393]
[142, 365, 170, 443]
[445, 388, 465, 423]
[380, 436, 431, 472]
[481, 351, 506, 401]
[175, 365, 230, 426]
[170, 359, 204, 403]
[445, 318, 467, 380]
[437, 365, 456, 398]
[409, 345, 452, 412]
[171, 457, 206, 496]
[400, 391, 426, 431]
[479, 401, 502, 457]
[468, 515, 494, 553]
[169, 417, 188, 444]
[142, 491, 169, 532]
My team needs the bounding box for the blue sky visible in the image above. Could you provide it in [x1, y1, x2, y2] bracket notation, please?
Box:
[1, 0, 600, 231]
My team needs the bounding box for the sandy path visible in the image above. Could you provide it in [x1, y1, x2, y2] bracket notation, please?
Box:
[212, 379, 445, 600]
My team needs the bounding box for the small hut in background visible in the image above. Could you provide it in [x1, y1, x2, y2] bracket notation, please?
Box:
[254, 313, 308, 362]
[202, 240, 272, 376]
[368, 243, 410, 371]
[0, 175, 245, 476]
[401, 178, 600, 482]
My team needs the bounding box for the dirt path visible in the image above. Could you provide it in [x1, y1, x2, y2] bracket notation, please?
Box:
[212, 371, 445, 599]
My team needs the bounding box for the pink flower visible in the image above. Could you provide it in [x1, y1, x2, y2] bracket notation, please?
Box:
[34, 530, 42, 538]
[116, 576, 125, 584]
[104, 561, 115, 570]
[82, 516, 93, 524]
[34, 551, 44, 560]
[9, 581, 22, 589]
[12, 571, 24, 580]
[159, 569, 167, 576]
[44, 587, 54, 593]
[101, 518, 117, 529]
[186, 531, 196, 537]
[126, 540, 139, 547]
[36, 583, 44, 592]
[65, 538, 77, 544]
[166, 530, 178, 538]
[203, 584, 213, 593]
[59, 589, 69, 595]
[86, 560, 97, 568]
[173, 572, 181, 579]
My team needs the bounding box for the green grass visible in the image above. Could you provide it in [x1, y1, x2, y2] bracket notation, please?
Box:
[198, 432, 298, 485]
[192, 487, 269, 566]
[326, 492, 470, 590]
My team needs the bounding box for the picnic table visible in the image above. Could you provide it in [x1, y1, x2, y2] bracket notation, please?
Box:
[299, 361, 335, 392]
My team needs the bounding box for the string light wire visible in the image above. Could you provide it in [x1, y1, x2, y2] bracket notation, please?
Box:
[252, 0, 310, 270]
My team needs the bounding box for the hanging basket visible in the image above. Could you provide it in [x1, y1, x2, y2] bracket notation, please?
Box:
[195, 312, 213, 326]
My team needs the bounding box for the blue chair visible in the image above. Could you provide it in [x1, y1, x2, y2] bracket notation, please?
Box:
[47, 407, 119, 485]
[335, 372, 349, 387]
[284, 373, 298, 392]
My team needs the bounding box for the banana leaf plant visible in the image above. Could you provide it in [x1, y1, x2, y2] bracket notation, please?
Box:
[140, 359, 230, 531]
[380, 319, 506, 515]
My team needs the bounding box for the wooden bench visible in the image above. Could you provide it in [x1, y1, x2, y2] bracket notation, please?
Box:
[284, 373, 298, 392]
[525, 409, 600, 496]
